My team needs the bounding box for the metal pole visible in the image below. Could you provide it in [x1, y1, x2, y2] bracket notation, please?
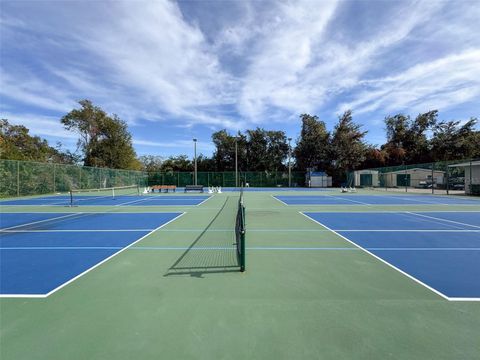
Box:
[431, 164, 434, 194]
[16, 160, 20, 197]
[469, 160, 472, 195]
[53, 163, 56, 193]
[235, 138, 238, 188]
[193, 138, 197, 185]
[288, 137, 292, 187]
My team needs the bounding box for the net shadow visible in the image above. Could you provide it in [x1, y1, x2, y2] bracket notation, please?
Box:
[164, 196, 241, 277]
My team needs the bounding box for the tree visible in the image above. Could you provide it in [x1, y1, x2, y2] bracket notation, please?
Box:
[265, 130, 289, 171]
[361, 146, 388, 169]
[430, 118, 480, 161]
[196, 154, 215, 171]
[138, 155, 164, 172]
[330, 110, 367, 183]
[0, 119, 76, 163]
[61, 100, 139, 169]
[294, 114, 330, 171]
[212, 130, 247, 171]
[383, 110, 437, 165]
[161, 155, 192, 172]
[246, 128, 269, 171]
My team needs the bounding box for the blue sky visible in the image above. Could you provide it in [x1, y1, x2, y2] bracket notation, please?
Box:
[1, 0, 479, 158]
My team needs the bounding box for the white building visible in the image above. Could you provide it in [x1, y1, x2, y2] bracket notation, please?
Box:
[382, 168, 445, 188]
[448, 161, 480, 195]
[353, 170, 379, 187]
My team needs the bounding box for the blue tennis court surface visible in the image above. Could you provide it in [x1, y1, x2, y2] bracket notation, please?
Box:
[0, 195, 211, 206]
[0, 212, 182, 296]
[303, 211, 480, 300]
[276, 194, 480, 205]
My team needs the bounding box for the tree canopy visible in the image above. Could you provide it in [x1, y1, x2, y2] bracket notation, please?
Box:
[61, 100, 140, 170]
[2, 99, 479, 181]
[0, 119, 77, 163]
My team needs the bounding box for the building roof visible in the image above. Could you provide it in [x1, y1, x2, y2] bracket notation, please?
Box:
[384, 168, 445, 175]
[448, 160, 480, 168]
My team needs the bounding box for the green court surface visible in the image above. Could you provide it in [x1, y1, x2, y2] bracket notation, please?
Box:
[1, 190, 480, 359]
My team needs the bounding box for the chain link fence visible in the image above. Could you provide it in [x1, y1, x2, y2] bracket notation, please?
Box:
[352, 159, 480, 195]
[0, 159, 148, 197]
[1, 159, 313, 197]
[147, 171, 306, 188]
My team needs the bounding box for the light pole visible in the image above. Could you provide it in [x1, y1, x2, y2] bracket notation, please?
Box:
[193, 138, 197, 185]
[288, 137, 292, 187]
[235, 137, 238, 188]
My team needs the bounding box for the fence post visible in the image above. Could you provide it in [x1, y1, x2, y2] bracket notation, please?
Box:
[446, 162, 450, 195]
[469, 160, 473, 195]
[53, 163, 56, 193]
[431, 164, 434, 194]
[16, 160, 20, 197]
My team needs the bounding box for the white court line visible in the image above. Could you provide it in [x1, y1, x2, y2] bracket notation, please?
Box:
[1, 229, 154, 233]
[0, 213, 82, 231]
[334, 229, 480, 232]
[299, 211, 451, 301]
[381, 195, 449, 206]
[448, 297, 480, 301]
[3, 246, 479, 251]
[196, 195, 214, 207]
[115, 197, 152, 206]
[270, 195, 289, 206]
[325, 194, 372, 206]
[0, 212, 186, 299]
[406, 212, 480, 229]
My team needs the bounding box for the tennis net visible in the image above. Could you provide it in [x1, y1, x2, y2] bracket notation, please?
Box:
[69, 185, 140, 206]
[235, 185, 246, 272]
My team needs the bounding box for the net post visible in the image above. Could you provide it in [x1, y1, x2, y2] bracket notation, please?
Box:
[69, 190, 73, 207]
[112, 187, 115, 199]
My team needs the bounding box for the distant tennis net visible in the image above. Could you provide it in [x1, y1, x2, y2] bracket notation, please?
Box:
[236, 186, 246, 272]
[69, 185, 140, 206]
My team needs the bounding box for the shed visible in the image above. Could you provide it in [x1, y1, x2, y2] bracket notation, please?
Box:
[448, 161, 480, 195]
[382, 168, 445, 188]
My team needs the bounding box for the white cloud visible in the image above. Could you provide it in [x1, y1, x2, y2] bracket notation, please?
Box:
[133, 138, 214, 153]
[2, 111, 75, 140]
[339, 49, 480, 115]
[1, 0, 479, 140]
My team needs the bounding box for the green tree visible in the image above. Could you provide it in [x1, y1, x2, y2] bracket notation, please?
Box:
[361, 146, 388, 169]
[430, 118, 480, 161]
[61, 100, 139, 169]
[0, 119, 76, 163]
[330, 110, 367, 183]
[161, 155, 192, 172]
[212, 130, 247, 171]
[138, 155, 164, 172]
[294, 114, 330, 171]
[383, 110, 437, 165]
[196, 154, 215, 171]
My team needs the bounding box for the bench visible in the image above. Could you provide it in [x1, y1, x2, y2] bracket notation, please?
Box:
[184, 185, 204, 193]
[151, 185, 176, 193]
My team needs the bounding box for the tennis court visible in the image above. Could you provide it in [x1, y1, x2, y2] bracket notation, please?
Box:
[275, 194, 480, 205]
[302, 211, 480, 300]
[1, 188, 479, 359]
[0, 212, 183, 296]
[0, 194, 211, 206]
